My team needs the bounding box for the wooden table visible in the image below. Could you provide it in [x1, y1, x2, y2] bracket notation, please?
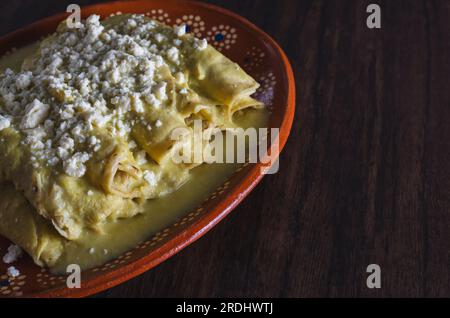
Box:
[1, 0, 449, 298]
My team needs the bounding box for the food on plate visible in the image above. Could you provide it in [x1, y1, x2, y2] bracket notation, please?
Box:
[0, 13, 265, 271]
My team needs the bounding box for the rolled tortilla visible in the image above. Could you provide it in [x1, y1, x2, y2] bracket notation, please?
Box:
[85, 135, 146, 198]
[0, 128, 144, 240]
[187, 46, 263, 120]
[0, 183, 65, 267]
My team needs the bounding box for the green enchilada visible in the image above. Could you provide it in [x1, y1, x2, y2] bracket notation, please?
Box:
[0, 14, 265, 270]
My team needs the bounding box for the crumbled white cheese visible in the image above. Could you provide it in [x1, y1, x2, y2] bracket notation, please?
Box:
[144, 93, 161, 108]
[153, 82, 167, 101]
[108, 68, 121, 84]
[0, 14, 210, 177]
[167, 47, 180, 64]
[135, 150, 148, 165]
[127, 19, 137, 29]
[111, 95, 132, 114]
[175, 72, 186, 84]
[59, 105, 75, 120]
[173, 39, 182, 47]
[132, 43, 145, 57]
[58, 135, 75, 156]
[154, 33, 165, 43]
[78, 78, 91, 96]
[56, 147, 70, 160]
[2, 244, 22, 264]
[7, 266, 20, 278]
[20, 99, 50, 129]
[47, 156, 59, 166]
[24, 127, 47, 151]
[63, 152, 90, 177]
[88, 135, 101, 152]
[15, 72, 32, 90]
[155, 120, 162, 128]
[89, 247, 95, 254]
[132, 93, 145, 113]
[47, 56, 63, 73]
[0, 115, 11, 131]
[143, 170, 157, 186]
[153, 55, 165, 67]
[195, 38, 208, 51]
[85, 15, 104, 43]
[86, 111, 111, 128]
[87, 190, 94, 196]
[174, 24, 186, 37]
[129, 140, 137, 149]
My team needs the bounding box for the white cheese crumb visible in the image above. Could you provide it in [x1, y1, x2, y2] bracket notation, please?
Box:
[20, 99, 50, 129]
[153, 55, 165, 67]
[144, 93, 161, 108]
[127, 18, 137, 29]
[57, 135, 75, 159]
[175, 72, 186, 84]
[89, 247, 95, 254]
[132, 43, 145, 57]
[0, 115, 11, 131]
[47, 56, 63, 73]
[195, 38, 208, 51]
[86, 14, 100, 25]
[132, 94, 145, 113]
[16, 72, 32, 90]
[129, 140, 137, 149]
[2, 244, 22, 264]
[86, 111, 111, 128]
[167, 47, 180, 64]
[154, 33, 165, 43]
[7, 266, 20, 278]
[23, 127, 47, 152]
[87, 190, 94, 196]
[111, 95, 131, 113]
[174, 24, 186, 37]
[56, 147, 70, 160]
[143, 170, 157, 187]
[88, 135, 101, 152]
[85, 15, 104, 43]
[79, 78, 91, 96]
[63, 152, 90, 177]
[108, 68, 121, 84]
[153, 82, 167, 101]
[135, 150, 148, 165]
[155, 120, 162, 128]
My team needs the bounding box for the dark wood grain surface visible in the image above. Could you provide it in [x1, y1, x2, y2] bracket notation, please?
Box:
[1, 0, 449, 298]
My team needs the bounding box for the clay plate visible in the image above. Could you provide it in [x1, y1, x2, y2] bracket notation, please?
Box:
[0, 0, 295, 297]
